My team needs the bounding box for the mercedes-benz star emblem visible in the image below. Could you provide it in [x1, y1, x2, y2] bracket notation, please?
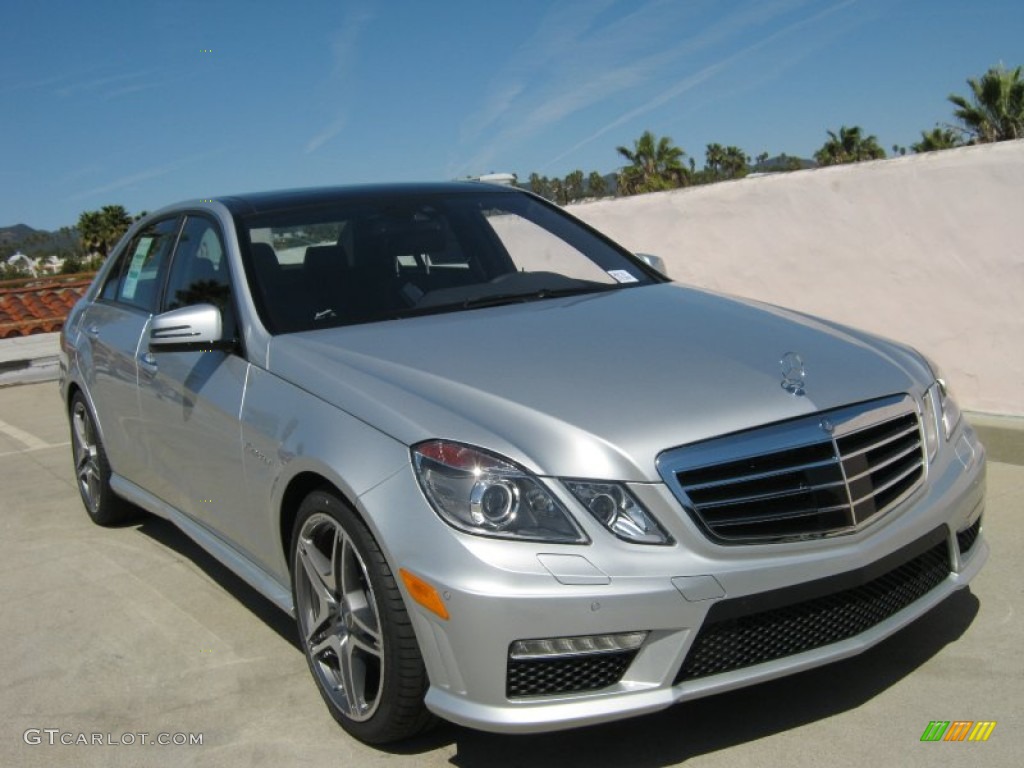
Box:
[780, 352, 806, 396]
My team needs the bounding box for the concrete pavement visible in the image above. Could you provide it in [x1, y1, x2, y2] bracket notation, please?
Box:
[0, 380, 1021, 767]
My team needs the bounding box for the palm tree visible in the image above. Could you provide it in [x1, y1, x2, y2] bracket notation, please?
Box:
[528, 173, 552, 201]
[911, 126, 963, 153]
[77, 211, 105, 257]
[704, 143, 726, 176]
[813, 126, 886, 166]
[702, 143, 749, 181]
[948, 64, 1024, 143]
[77, 205, 134, 259]
[586, 171, 607, 198]
[616, 130, 688, 195]
[100, 205, 133, 250]
[563, 170, 585, 202]
[721, 145, 749, 178]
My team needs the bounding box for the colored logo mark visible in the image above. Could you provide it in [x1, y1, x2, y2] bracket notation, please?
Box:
[920, 720, 996, 742]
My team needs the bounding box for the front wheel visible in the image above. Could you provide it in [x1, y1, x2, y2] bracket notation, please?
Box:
[290, 489, 434, 744]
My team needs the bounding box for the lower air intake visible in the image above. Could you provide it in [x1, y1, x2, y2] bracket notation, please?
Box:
[675, 527, 951, 682]
[507, 651, 637, 698]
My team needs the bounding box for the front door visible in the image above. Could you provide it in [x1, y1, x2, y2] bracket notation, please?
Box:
[134, 214, 252, 549]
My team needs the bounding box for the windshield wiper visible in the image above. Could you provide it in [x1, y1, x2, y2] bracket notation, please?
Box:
[459, 285, 614, 309]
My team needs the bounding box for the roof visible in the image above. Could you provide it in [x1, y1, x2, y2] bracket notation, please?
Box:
[214, 181, 519, 216]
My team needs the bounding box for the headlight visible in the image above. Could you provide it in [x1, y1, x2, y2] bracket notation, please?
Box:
[936, 377, 962, 439]
[921, 361, 963, 462]
[412, 440, 588, 543]
[564, 480, 672, 545]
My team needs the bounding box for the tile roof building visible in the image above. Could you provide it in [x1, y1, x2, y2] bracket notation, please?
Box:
[0, 276, 92, 338]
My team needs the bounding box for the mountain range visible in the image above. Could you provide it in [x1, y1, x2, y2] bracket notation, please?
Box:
[0, 224, 78, 259]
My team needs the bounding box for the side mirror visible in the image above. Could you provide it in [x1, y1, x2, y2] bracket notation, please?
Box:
[149, 303, 226, 352]
[635, 252, 668, 277]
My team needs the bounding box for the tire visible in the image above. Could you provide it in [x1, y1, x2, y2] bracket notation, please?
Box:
[290, 489, 435, 744]
[69, 392, 135, 526]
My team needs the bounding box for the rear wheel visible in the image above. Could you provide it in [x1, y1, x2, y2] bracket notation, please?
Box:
[290, 489, 434, 744]
[69, 392, 134, 526]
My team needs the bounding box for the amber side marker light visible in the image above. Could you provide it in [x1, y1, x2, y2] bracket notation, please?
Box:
[400, 569, 450, 620]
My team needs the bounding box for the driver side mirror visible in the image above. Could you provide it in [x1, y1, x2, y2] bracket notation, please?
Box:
[149, 303, 230, 352]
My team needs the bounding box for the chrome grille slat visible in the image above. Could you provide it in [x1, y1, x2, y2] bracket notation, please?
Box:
[838, 423, 919, 460]
[697, 479, 847, 509]
[680, 458, 838, 492]
[844, 441, 920, 483]
[712, 504, 851, 528]
[658, 396, 926, 544]
[849, 461, 922, 506]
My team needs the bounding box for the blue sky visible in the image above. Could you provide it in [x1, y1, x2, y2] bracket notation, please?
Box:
[2, 0, 1021, 231]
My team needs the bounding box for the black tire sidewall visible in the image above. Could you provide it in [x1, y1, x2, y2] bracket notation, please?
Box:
[290, 489, 432, 744]
[69, 391, 127, 526]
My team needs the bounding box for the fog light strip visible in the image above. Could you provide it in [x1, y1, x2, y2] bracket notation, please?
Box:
[509, 631, 647, 660]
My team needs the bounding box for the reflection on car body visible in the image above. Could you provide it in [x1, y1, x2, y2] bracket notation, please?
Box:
[59, 182, 987, 745]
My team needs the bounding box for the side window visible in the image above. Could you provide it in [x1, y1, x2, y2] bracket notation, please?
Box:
[163, 216, 236, 337]
[101, 218, 180, 311]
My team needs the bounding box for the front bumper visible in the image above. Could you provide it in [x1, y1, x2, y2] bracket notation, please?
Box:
[358, 421, 987, 734]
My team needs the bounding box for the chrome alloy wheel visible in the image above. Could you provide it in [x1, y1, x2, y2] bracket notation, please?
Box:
[294, 512, 385, 722]
[71, 398, 102, 515]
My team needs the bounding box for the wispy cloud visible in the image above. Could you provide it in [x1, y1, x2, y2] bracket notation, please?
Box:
[58, 164, 105, 187]
[104, 82, 161, 100]
[68, 164, 178, 201]
[55, 69, 156, 98]
[458, 0, 620, 144]
[453, 0, 852, 176]
[542, 0, 857, 168]
[0, 72, 75, 95]
[68, 150, 221, 201]
[306, 116, 349, 154]
[304, 6, 373, 154]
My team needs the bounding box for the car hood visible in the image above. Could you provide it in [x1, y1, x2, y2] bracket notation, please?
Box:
[267, 284, 927, 481]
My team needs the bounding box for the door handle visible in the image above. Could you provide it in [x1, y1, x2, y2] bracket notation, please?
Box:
[84, 325, 100, 338]
[138, 351, 158, 375]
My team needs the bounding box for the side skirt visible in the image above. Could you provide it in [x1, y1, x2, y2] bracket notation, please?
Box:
[110, 474, 295, 616]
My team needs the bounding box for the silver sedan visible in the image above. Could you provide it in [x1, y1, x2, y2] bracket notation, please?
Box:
[59, 182, 987, 744]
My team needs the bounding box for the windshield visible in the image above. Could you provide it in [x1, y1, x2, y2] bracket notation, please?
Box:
[238, 189, 658, 334]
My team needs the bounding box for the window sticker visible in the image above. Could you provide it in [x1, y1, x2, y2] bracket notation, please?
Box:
[122, 237, 154, 300]
[607, 269, 639, 284]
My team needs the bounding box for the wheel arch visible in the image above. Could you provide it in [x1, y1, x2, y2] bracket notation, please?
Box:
[279, 471, 362, 568]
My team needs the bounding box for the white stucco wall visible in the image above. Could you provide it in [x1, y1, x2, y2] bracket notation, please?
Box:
[569, 140, 1024, 416]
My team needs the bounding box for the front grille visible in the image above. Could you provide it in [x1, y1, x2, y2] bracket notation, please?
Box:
[659, 396, 925, 543]
[957, 515, 982, 555]
[674, 527, 951, 683]
[507, 651, 637, 698]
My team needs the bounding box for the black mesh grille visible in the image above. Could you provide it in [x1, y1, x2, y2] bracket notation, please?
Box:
[664, 399, 925, 543]
[507, 651, 637, 698]
[957, 516, 982, 555]
[675, 530, 951, 683]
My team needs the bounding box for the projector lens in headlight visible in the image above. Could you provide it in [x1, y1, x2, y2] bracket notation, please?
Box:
[412, 440, 588, 543]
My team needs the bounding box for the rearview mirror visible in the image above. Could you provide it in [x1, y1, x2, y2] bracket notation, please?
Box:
[149, 303, 226, 352]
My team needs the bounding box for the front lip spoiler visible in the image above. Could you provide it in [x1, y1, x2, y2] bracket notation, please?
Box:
[424, 536, 988, 734]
